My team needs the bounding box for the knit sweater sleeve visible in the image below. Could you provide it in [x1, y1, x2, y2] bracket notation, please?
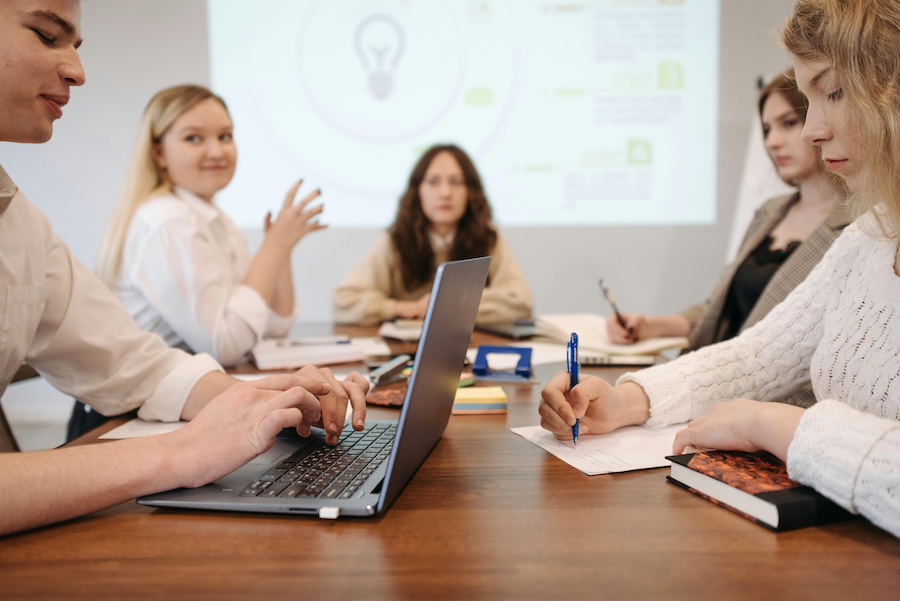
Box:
[617, 220, 859, 427]
[787, 400, 900, 537]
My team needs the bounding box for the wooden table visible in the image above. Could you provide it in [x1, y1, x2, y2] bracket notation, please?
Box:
[1, 328, 899, 600]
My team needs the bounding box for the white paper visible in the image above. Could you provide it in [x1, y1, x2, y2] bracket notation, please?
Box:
[377, 321, 422, 341]
[99, 419, 187, 439]
[349, 337, 391, 357]
[511, 424, 685, 475]
[535, 313, 688, 355]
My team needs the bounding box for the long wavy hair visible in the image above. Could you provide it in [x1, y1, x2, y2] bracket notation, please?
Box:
[96, 85, 230, 287]
[390, 144, 497, 290]
[781, 0, 900, 237]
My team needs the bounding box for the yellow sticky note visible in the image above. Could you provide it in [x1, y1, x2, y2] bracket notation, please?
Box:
[452, 386, 507, 414]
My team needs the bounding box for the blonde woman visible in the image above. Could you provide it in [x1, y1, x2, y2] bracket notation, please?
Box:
[97, 85, 324, 366]
[541, 0, 900, 538]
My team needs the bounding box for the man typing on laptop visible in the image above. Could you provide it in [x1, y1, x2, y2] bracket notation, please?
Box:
[0, 0, 367, 537]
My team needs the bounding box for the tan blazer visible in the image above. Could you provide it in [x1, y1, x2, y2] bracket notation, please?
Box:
[680, 192, 854, 407]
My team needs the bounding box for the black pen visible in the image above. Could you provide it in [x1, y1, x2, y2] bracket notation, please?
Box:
[598, 278, 634, 337]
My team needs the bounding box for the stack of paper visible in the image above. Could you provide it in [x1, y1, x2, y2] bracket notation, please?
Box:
[452, 386, 508, 414]
[251, 339, 365, 371]
[535, 313, 688, 355]
[377, 319, 423, 342]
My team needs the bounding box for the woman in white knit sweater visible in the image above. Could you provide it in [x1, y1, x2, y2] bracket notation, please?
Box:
[539, 0, 900, 538]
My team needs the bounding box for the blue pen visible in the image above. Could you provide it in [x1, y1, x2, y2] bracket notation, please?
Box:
[567, 332, 579, 446]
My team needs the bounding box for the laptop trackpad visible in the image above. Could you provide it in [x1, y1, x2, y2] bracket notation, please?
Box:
[248, 438, 298, 464]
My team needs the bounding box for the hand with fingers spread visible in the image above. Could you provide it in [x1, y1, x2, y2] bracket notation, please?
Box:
[243, 178, 326, 321]
[539, 372, 651, 440]
[264, 179, 327, 252]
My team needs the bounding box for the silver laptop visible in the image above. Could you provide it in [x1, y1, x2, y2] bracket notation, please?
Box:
[138, 257, 490, 519]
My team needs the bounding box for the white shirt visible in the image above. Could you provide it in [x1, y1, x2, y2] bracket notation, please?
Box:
[0, 165, 221, 422]
[116, 188, 295, 366]
[620, 213, 900, 538]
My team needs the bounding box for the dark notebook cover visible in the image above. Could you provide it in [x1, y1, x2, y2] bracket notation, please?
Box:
[666, 451, 852, 532]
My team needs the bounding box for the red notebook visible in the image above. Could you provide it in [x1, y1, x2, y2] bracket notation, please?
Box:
[666, 451, 852, 531]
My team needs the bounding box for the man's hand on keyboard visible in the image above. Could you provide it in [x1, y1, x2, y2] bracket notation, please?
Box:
[296, 365, 369, 446]
[169, 368, 367, 488]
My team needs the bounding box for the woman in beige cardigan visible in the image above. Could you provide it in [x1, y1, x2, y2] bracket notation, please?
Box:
[333, 144, 532, 326]
[608, 70, 850, 406]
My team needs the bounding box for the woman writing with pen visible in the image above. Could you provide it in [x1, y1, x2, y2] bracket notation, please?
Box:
[606, 69, 850, 407]
[542, 0, 900, 539]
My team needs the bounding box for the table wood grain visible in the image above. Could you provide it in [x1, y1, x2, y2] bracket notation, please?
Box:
[2, 333, 898, 600]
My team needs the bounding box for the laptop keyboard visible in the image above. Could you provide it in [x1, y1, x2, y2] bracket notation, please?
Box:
[239, 423, 396, 500]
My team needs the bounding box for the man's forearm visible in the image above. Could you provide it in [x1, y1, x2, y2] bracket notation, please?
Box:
[180, 371, 239, 421]
[0, 435, 183, 536]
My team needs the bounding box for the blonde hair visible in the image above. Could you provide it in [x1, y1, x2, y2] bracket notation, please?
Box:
[96, 85, 230, 287]
[781, 0, 900, 238]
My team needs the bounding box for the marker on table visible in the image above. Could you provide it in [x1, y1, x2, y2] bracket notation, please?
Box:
[598, 278, 634, 339]
[567, 332, 579, 447]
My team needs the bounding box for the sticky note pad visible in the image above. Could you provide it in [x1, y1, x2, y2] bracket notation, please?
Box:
[452, 386, 508, 414]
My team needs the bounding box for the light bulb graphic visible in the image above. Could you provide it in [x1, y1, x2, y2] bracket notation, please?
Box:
[354, 14, 405, 100]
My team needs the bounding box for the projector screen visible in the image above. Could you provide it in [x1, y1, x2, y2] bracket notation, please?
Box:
[208, 0, 720, 229]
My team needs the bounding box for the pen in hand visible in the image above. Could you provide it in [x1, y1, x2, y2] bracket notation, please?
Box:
[599, 278, 635, 340]
[567, 332, 579, 447]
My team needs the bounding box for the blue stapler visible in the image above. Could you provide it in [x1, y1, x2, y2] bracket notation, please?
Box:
[472, 346, 533, 383]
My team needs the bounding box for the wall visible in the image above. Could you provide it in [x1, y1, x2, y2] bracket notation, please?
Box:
[0, 0, 796, 323]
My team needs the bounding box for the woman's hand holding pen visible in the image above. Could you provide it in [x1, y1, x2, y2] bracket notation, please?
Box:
[263, 179, 327, 253]
[538, 373, 651, 440]
[606, 312, 645, 344]
[606, 313, 693, 344]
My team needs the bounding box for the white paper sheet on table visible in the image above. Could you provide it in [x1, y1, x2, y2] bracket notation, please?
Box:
[511, 424, 685, 475]
[99, 419, 188, 439]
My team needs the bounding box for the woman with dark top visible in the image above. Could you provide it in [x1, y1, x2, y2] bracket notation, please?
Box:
[607, 69, 850, 406]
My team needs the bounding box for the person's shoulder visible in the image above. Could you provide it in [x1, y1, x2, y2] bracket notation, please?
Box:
[820, 210, 889, 266]
[132, 193, 198, 227]
[4, 186, 54, 241]
[490, 230, 509, 249]
[373, 230, 394, 248]
[756, 191, 798, 217]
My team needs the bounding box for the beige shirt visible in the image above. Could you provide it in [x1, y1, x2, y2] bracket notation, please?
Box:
[332, 231, 533, 325]
[0, 165, 221, 422]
